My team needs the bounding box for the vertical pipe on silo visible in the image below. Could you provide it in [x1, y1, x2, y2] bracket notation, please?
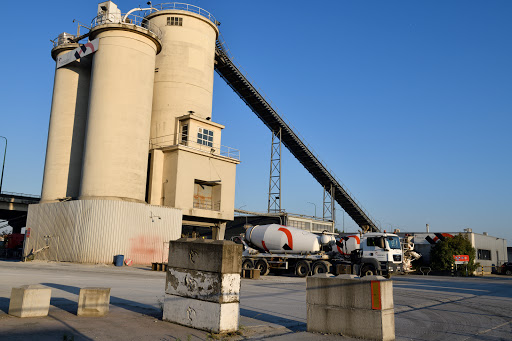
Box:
[41, 42, 91, 202]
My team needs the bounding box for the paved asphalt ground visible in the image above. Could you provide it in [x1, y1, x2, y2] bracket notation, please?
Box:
[0, 260, 511, 340]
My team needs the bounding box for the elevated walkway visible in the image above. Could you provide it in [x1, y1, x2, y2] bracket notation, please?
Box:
[214, 41, 378, 232]
[0, 192, 40, 232]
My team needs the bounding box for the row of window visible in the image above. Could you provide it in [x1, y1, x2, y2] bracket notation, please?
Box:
[180, 125, 214, 148]
[167, 17, 183, 26]
[197, 127, 213, 147]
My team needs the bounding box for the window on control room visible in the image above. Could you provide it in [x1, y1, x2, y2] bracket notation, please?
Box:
[180, 124, 188, 145]
[197, 127, 213, 147]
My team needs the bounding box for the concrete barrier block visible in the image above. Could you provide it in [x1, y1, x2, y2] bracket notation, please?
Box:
[307, 274, 393, 310]
[167, 239, 242, 274]
[163, 294, 239, 333]
[9, 285, 52, 317]
[166, 267, 240, 303]
[77, 287, 111, 317]
[307, 304, 395, 341]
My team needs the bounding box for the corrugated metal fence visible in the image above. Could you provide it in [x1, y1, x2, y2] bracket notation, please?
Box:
[24, 200, 182, 265]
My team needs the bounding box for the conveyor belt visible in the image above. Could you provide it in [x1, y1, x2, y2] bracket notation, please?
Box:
[214, 41, 379, 232]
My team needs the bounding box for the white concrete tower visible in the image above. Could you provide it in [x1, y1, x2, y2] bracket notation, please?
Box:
[79, 2, 162, 202]
[41, 34, 91, 203]
[146, 8, 219, 140]
[145, 5, 239, 226]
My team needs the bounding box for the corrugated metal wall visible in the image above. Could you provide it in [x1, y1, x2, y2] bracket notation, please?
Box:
[24, 200, 182, 265]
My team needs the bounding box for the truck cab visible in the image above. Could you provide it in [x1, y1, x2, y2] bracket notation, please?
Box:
[358, 233, 403, 277]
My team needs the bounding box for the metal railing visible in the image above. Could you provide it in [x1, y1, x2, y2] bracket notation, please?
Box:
[150, 133, 240, 160]
[148, 3, 219, 25]
[0, 191, 40, 199]
[90, 13, 163, 39]
[193, 200, 221, 211]
[215, 37, 380, 230]
[51, 33, 76, 48]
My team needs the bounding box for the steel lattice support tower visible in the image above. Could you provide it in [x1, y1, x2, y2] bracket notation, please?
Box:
[323, 184, 335, 223]
[268, 129, 282, 213]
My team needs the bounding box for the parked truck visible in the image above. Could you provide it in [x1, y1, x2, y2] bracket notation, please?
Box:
[234, 224, 404, 277]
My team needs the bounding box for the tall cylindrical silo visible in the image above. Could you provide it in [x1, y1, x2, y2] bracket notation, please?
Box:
[41, 35, 91, 203]
[146, 9, 219, 140]
[79, 23, 161, 202]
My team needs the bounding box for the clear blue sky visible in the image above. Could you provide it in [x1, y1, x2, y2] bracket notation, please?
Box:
[1, 1, 511, 241]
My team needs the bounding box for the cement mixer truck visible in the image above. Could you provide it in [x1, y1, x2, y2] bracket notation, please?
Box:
[233, 224, 403, 278]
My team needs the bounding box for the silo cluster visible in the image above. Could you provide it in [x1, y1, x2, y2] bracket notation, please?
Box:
[41, 1, 223, 206]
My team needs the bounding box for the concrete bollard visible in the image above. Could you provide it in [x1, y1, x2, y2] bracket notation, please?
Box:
[9, 285, 52, 317]
[77, 287, 111, 317]
[307, 274, 395, 341]
[163, 238, 242, 333]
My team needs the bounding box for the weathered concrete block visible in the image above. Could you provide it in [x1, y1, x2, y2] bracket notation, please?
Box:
[307, 274, 393, 310]
[166, 267, 240, 303]
[9, 285, 52, 317]
[163, 294, 239, 333]
[168, 239, 242, 274]
[307, 304, 395, 341]
[77, 287, 111, 317]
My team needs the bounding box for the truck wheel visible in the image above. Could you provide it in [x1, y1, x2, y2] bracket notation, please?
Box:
[242, 259, 254, 270]
[255, 259, 270, 276]
[295, 260, 311, 278]
[361, 265, 376, 277]
[506, 270, 512, 276]
[312, 261, 331, 275]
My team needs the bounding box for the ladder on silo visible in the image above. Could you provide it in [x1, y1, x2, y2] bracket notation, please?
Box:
[214, 40, 379, 232]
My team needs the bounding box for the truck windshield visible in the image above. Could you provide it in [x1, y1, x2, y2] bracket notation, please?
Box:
[387, 236, 401, 249]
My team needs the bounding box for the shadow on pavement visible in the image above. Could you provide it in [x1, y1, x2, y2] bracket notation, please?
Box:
[0, 296, 9, 314]
[0, 328, 93, 341]
[240, 307, 306, 332]
[41, 283, 161, 318]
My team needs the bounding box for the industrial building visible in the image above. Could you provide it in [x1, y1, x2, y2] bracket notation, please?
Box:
[400, 230, 508, 273]
[25, 2, 239, 264]
[22, 2, 409, 265]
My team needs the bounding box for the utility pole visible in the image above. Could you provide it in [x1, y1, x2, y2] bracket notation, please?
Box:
[0, 136, 6, 194]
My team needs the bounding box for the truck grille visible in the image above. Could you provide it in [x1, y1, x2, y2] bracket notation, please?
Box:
[393, 255, 402, 262]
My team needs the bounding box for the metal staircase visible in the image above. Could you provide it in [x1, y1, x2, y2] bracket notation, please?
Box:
[215, 40, 379, 232]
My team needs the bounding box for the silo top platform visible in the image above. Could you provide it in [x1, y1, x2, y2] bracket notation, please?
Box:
[145, 7, 220, 39]
[145, 3, 219, 26]
[89, 13, 163, 53]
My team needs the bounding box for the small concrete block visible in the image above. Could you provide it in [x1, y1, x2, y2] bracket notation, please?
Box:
[9, 285, 52, 317]
[77, 287, 111, 317]
[168, 239, 242, 274]
[163, 294, 239, 333]
[307, 304, 395, 341]
[166, 267, 240, 303]
[307, 275, 393, 310]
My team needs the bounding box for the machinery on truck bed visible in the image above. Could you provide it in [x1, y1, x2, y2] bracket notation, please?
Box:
[233, 224, 404, 277]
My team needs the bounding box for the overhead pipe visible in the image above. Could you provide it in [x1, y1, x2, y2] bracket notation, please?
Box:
[122, 6, 157, 23]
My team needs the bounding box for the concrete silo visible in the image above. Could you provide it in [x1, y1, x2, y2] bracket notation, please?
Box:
[79, 3, 162, 202]
[146, 9, 219, 140]
[144, 5, 239, 232]
[41, 34, 91, 202]
[26, 2, 239, 265]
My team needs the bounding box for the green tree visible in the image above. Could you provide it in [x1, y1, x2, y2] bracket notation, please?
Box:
[430, 234, 478, 273]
